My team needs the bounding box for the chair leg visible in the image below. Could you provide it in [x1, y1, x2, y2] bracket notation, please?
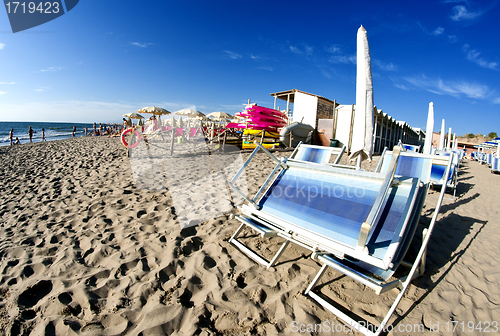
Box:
[267, 240, 290, 269]
[229, 223, 290, 268]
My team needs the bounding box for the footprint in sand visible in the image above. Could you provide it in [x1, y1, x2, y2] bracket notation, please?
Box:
[18, 280, 53, 309]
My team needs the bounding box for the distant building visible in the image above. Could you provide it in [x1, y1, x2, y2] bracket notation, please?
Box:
[270, 88, 423, 154]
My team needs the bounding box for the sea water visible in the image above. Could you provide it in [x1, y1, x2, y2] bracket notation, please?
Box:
[0, 121, 101, 146]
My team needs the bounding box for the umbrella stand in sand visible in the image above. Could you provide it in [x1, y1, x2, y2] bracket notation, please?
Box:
[423, 102, 434, 154]
[350, 25, 374, 170]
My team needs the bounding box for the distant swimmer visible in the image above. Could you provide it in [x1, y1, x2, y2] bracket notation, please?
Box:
[28, 126, 36, 143]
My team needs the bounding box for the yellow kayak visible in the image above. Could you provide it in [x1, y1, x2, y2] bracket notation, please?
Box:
[242, 141, 280, 150]
[243, 129, 280, 138]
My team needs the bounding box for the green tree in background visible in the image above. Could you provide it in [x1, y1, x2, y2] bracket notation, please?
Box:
[487, 132, 498, 139]
[467, 133, 475, 139]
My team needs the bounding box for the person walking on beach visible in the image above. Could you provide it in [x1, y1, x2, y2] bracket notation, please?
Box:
[72, 126, 76, 137]
[9, 128, 13, 146]
[93, 122, 97, 136]
[85, 127, 88, 136]
[99, 123, 103, 136]
[42, 128, 46, 141]
[28, 126, 35, 143]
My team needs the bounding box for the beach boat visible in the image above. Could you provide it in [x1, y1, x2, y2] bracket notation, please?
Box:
[245, 105, 288, 119]
[279, 122, 314, 147]
[227, 143, 452, 336]
[237, 111, 287, 122]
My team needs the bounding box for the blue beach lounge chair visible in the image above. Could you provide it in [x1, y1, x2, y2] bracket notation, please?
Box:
[401, 143, 420, 152]
[492, 157, 500, 173]
[228, 143, 452, 336]
[305, 149, 452, 336]
[289, 142, 347, 165]
[378, 148, 458, 201]
[228, 142, 349, 268]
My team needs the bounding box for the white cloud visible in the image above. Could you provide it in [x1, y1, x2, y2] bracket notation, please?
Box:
[0, 91, 6, 95]
[257, 66, 273, 71]
[325, 44, 355, 64]
[394, 83, 409, 91]
[326, 44, 342, 54]
[329, 54, 356, 64]
[450, 5, 484, 22]
[130, 42, 153, 48]
[34, 87, 50, 92]
[223, 50, 242, 59]
[0, 100, 137, 122]
[288, 44, 313, 56]
[373, 59, 397, 71]
[399, 74, 492, 100]
[320, 69, 331, 79]
[448, 35, 458, 43]
[40, 66, 63, 72]
[289, 45, 301, 54]
[0, 82, 15, 85]
[417, 22, 446, 37]
[0, 43, 5, 49]
[432, 27, 445, 36]
[492, 97, 500, 104]
[462, 44, 498, 70]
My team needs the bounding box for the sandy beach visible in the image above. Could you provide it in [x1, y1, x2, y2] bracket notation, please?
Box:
[0, 136, 499, 335]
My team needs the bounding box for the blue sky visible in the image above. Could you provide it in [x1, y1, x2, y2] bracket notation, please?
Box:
[0, 0, 499, 136]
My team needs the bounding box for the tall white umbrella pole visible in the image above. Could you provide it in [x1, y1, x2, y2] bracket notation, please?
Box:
[350, 25, 374, 169]
[439, 119, 446, 150]
[423, 102, 434, 154]
[446, 127, 451, 149]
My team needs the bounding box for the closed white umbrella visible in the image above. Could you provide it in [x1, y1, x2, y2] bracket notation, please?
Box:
[350, 25, 374, 169]
[447, 128, 452, 150]
[439, 119, 445, 150]
[423, 102, 434, 154]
